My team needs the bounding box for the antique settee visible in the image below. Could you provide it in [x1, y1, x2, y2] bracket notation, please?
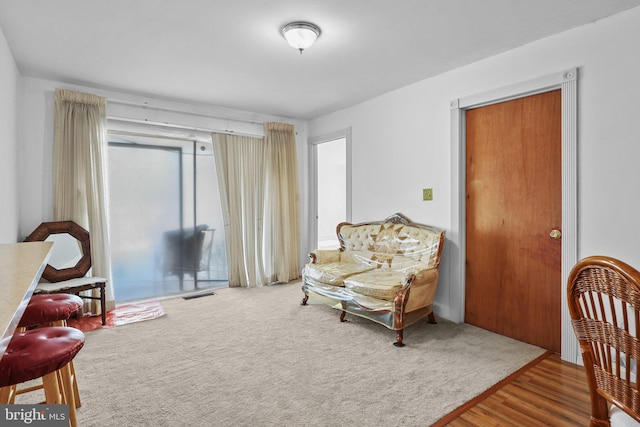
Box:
[301, 213, 445, 346]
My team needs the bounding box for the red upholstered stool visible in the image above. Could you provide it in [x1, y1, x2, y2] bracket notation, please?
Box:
[19, 294, 83, 328]
[15, 294, 84, 411]
[0, 327, 84, 427]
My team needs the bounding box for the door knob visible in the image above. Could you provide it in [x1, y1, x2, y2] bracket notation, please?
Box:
[549, 229, 562, 239]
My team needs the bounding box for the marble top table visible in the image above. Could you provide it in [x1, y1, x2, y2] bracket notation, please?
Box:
[0, 241, 52, 359]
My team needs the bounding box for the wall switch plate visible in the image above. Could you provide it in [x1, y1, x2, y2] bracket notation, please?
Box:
[423, 188, 433, 201]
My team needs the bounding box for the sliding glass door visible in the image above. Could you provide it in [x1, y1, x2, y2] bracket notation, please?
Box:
[108, 135, 227, 302]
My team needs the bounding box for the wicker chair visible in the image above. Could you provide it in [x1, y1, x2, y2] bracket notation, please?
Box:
[567, 256, 640, 427]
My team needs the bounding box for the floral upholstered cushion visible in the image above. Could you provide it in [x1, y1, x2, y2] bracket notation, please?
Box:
[303, 262, 374, 287]
[343, 270, 406, 301]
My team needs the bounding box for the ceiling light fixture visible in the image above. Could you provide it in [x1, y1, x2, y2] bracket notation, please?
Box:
[281, 21, 321, 54]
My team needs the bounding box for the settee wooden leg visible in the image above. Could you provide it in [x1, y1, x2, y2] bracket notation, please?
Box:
[393, 330, 405, 347]
[300, 295, 309, 306]
[339, 311, 347, 322]
[427, 312, 437, 324]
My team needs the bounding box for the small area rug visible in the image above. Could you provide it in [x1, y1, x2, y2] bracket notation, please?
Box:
[67, 300, 165, 332]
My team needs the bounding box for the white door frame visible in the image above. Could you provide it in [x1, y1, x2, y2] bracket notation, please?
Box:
[449, 68, 578, 363]
[307, 128, 353, 254]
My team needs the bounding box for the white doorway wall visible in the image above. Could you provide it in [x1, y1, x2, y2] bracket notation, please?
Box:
[308, 128, 352, 252]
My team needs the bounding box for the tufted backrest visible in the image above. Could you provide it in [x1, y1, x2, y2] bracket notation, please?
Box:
[337, 213, 445, 270]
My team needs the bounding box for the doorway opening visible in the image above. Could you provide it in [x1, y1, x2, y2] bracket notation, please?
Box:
[309, 129, 352, 252]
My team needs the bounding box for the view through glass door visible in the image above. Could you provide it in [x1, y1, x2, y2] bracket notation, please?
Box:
[108, 134, 228, 302]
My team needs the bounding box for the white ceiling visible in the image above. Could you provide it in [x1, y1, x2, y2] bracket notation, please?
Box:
[1, 0, 640, 119]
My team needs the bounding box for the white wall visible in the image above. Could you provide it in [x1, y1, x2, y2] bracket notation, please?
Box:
[0, 24, 20, 243]
[308, 7, 640, 324]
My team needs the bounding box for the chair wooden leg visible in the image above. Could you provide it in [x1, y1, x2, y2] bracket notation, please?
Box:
[0, 385, 14, 404]
[12, 368, 78, 426]
[300, 295, 309, 305]
[393, 329, 405, 347]
[60, 363, 79, 427]
[100, 285, 106, 325]
[589, 394, 611, 427]
[9, 385, 17, 403]
[42, 371, 63, 404]
[339, 311, 347, 322]
[70, 361, 81, 408]
[428, 312, 437, 324]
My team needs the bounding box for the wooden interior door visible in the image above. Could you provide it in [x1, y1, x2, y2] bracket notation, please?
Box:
[465, 90, 562, 353]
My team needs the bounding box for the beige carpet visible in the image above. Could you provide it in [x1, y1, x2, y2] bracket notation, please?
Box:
[62, 282, 544, 426]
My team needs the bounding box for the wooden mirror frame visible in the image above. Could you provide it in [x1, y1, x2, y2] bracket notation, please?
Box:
[24, 221, 91, 282]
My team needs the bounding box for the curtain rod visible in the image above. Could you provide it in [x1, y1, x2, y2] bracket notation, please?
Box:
[107, 116, 264, 138]
[108, 129, 211, 144]
[107, 98, 266, 126]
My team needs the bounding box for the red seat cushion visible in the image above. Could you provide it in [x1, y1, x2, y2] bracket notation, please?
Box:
[18, 294, 83, 327]
[0, 327, 85, 387]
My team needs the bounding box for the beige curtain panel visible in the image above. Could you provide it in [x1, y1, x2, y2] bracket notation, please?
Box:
[212, 122, 300, 287]
[53, 88, 115, 312]
[212, 133, 267, 287]
[264, 122, 300, 284]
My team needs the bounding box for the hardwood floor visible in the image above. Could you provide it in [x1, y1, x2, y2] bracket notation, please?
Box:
[433, 352, 592, 426]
